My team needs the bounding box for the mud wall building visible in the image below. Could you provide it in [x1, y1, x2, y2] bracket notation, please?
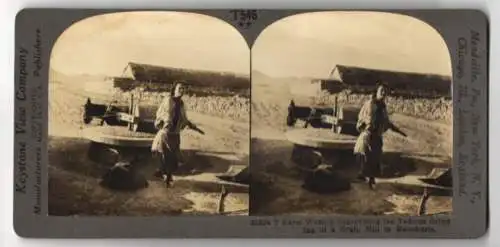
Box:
[311, 65, 452, 99]
[112, 62, 250, 97]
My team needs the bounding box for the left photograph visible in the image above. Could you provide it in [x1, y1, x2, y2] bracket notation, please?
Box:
[48, 12, 250, 216]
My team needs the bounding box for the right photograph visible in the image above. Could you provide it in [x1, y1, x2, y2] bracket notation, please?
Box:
[250, 11, 453, 216]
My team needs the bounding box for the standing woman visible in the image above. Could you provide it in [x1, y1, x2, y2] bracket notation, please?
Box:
[353, 82, 407, 189]
[151, 81, 204, 187]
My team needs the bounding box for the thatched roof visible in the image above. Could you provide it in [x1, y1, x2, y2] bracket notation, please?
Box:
[113, 62, 250, 96]
[122, 62, 249, 88]
[329, 65, 451, 97]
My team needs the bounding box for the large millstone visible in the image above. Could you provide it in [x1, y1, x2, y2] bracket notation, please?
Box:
[82, 126, 156, 166]
[82, 125, 155, 147]
[285, 128, 358, 193]
[286, 128, 357, 170]
[285, 128, 357, 150]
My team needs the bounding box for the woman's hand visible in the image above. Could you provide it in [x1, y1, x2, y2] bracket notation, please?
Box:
[189, 122, 205, 135]
[389, 122, 407, 137]
[393, 126, 407, 137]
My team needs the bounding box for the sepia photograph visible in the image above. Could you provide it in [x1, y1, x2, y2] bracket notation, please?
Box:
[48, 11, 250, 216]
[250, 12, 453, 216]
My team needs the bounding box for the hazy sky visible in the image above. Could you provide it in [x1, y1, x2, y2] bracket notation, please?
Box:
[50, 12, 250, 76]
[252, 11, 452, 78]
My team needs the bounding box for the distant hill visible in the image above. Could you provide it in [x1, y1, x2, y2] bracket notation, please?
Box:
[252, 70, 315, 87]
[49, 68, 69, 83]
[49, 68, 109, 84]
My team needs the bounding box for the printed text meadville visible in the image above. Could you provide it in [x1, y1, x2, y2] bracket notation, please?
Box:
[470, 30, 481, 83]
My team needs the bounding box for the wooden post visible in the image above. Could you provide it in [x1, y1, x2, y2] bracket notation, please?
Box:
[418, 187, 430, 216]
[128, 93, 134, 131]
[332, 96, 339, 133]
[217, 185, 229, 215]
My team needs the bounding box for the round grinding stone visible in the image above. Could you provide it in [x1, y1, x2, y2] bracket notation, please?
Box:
[285, 128, 357, 150]
[82, 126, 156, 147]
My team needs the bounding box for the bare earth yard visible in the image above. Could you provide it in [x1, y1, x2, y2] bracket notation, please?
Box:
[48, 81, 249, 216]
[250, 75, 453, 216]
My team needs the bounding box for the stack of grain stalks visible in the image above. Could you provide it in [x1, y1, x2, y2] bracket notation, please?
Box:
[111, 88, 250, 123]
[313, 91, 452, 124]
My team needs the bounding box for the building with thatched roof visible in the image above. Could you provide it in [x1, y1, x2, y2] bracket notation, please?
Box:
[113, 62, 250, 96]
[305, 65, 452, 98]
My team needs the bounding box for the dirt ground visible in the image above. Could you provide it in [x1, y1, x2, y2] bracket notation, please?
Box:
[48, 80, 249, 216]
[249, 74, 453, 216]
